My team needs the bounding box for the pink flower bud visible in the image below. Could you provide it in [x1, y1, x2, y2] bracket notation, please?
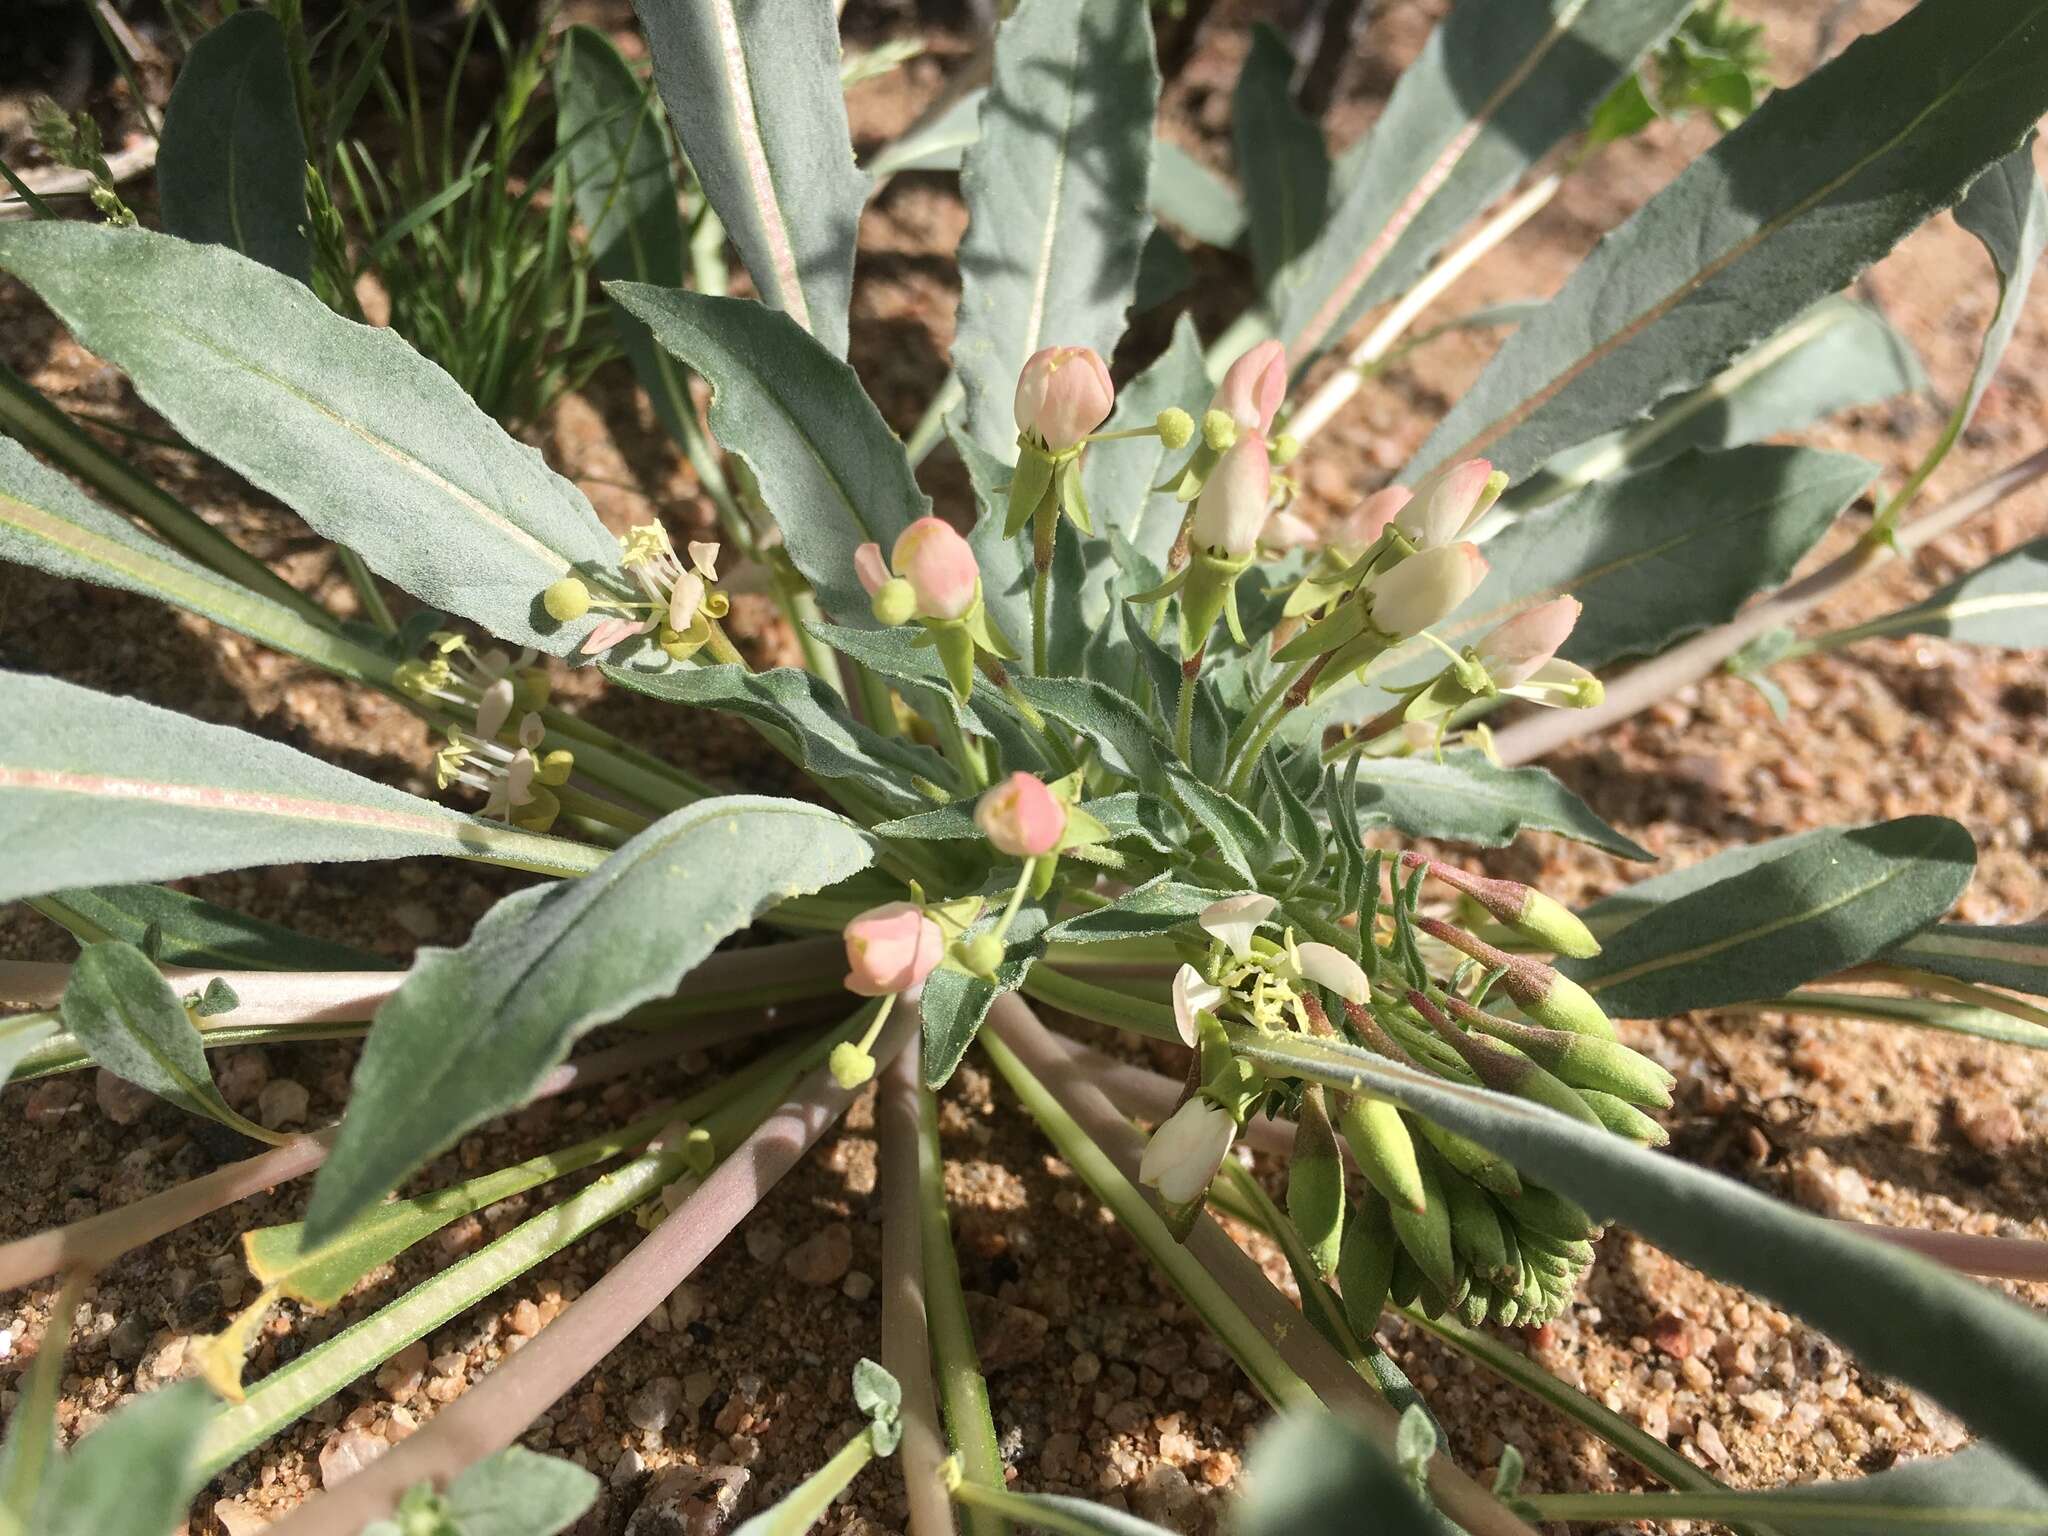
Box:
[1189, 433, 1274, 557]
[1337, 485, 1412, 547]
[1367, 542, 1488, 636]
[974, 771, 1068, 858]
[1212, 340, 1286, 437]
[1477, 597, 1581, 688]
[854, 542, 890, 597]
[890, 517, 980, 622]
[1395, 458, 1494, 549]
[1013, 345, 1115, 452]
[842, 901, 944, 998]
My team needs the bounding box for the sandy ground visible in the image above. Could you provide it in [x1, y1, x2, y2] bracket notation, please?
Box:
[3, 1, 2047, 1532]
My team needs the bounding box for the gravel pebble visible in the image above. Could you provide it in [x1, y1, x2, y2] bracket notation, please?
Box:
[256, 1079, 311, 1130]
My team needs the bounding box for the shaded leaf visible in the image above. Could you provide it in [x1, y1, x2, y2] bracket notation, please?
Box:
[1350, 753, 1650, 861]
[33, 1383, 212, 1536]
[1834, 537, 2048, 651]
[1042, 876, 1226, 945]
[29, 884, 392, 972]
[1281, 0, 1692, 366]
[306, 796, 872, 1239]
[0, 671, 602, 905]
[1409, 2, 2048, 481]
[1233, 26, 1330, 296]
[952, 0, 1158, 457]
[158, 9, 312, 282]
[1564, 816, 1977, 1017]
[609, 286, 926, 626]
[1236, 1413, 1442, 1536]
[0, 1013, 64, 1089]
[1950, 134, 2048, 437]
[1151, 138, 1247, 248]
[59, 941, 246, 1128]
[866, 88, 987, 179]
[0, 224, 622, 653]
[632, 0, 866, 357]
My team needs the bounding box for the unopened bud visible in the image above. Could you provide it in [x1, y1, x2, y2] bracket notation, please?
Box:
[1337, 1093, 1426, 1215]
[543, 576, 591, 622]
[1366, 542, 1487, 636]
[1339, 1189, 1396, 1338]
[1400, 851, 1600, 959]
[1416, 917, 1617, 1040]
[1156, 406, 1194, 450]
[1439, 992, 1673, 1108]
[1287, 1086, 1345, 1279]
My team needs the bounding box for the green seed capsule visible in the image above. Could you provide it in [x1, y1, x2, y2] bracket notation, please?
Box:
[1513, 966, 1617, 1041]
[1287, 1086, 1346, 1279]
[1575, 1087, 1671, 1146]
[1389, 1246, 1424, 1309]
[1440, 1164, 1511, 1284]
[1411, 1116, 1523, 1200]
[1339, 1093, 1427, 1215]
[1451, 1001, 1675, 1108]
[1338, 1189, 1396, 1339]
[1512, 1184, 1601, 1243]
[1459, 1285, 1492, 1329]
[1390, 1141, 1457, 1297]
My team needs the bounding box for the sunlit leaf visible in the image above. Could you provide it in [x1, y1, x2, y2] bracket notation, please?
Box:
[1349, 753, 1651, 862]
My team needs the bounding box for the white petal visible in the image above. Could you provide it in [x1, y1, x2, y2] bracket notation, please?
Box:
[517, 713, 545, 749]
[687, 541, 721, 581]
[1198, 893, 1277, 959]
[669, 571, 706, 631]
[504, 750, 537, 805]
[1171, 965, 1225, 1047]
[1291, 942, 1369, 1005]
[474, 677, 515, 740]
[1139, 1099, 1235, 1205]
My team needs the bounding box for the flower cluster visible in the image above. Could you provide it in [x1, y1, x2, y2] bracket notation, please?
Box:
[544, 524, 730, 664]
[855, 517, 1018, 701]
[398, 631, 572, 830]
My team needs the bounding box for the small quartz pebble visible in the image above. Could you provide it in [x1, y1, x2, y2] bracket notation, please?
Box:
[625, 1464, 750, 1536]
[217, 1051, 270, 1109]
[509, 1298, 543, 1338]
[783, 1222, 852, 1288]
[668, 1283, 704, 1329]
[612, 1447, 649, 1487]
[257, 1079, 311, 1130]
[626, 1375, 684, 1434]
[1956, 1100, 2024, 1155]
[94, 1069, 154, 1127]
[743, 1227, 786, 1265]
[841, 1270, 874, 1302]
[319, 1427, 390, 1488]
[213, 1498, 269, 1535]
[377, 1339, 428, 1400]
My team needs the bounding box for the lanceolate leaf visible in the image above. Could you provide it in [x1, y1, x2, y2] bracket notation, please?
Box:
[31, 884, 391, 972]
[1885, 922, 2048, 1000]
[0, 437, 395, 688]
[1950, 134, 2048, 436]
[400, 1448, 600, 1536]
[1564, 816, 1977, 1017]
[631, 0, 867, 357]
[306, 796, 872, 1239]
[952, 0, 1159, 457]
[1580, 826, 1832, 935]
[608, 286, 927, 626]
[1409, 1, 2048, 482]
[1451, 446, 1874, 671]
[58, 941, 244, 1128]
[923, 904, 1050, 1086]
[1079, 314, 1211, 578]
[1236, 1414, 1441, 1536]
[866, 88, 987, 180]
[1152, 139, 1247, 248]
[1233, 26, 1331, 297]
[1831, 537, 2048, 651]
[1350, 753, 1651, 862]
[1280, 0, 1693, 368]
[0, 224, 621, 653]
[1042, 877, 1226, 945]
[32, 1383, 212, 1536]
[1233, 1026, 2048, 1485]
[1505, 298, 1922, 509]
[0, 671, 602, 903]
[157, 9, 312, 282]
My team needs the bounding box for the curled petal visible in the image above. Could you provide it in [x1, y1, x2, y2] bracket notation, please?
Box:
[854, 541, 891, 598]
[1212, 340, 1287, 437]
[1139, 1098, 1236, 1205]
[1288, 942, 1369, 1005]
[1171, 964, 1226, 1047]
[1199, 893, 1277, 959]
[687, 541, 721, 581]
[1338, 485, 1412, 548]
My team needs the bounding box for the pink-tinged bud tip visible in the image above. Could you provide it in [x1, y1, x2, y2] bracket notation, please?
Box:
[842, 901, 944, 998]
[974, 771, 1067, 858]
[1213, 340, 1287, 437]
[1367, 542, 1488, 636]
[854, 542, 890, 598]
[1478, 596, 1581, 688]
[890, 517, 980, 622]
[1014, 345, 1115, 452]
[1337, 485, 1412, 548]
[1189, 433, 1274, 557]
[1396, 458, 1494, 549]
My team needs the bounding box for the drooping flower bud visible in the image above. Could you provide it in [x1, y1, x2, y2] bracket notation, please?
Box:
[1014, 345, 1115, 452]
[1366, 542, 1487, 636]
[1198, 893, 1277, 959]
[843, 901, 944, 998]
[890, 517, 980, 622]
[1138, 1096, 1237, 1205]
[974, 772, 1067, 859]
[1212, 340, 1286, 437]
[1395, 459, 1502, 549]
[1188, 433, 1274, 557]
[1475, 597, 1581, 689]
[1337, 486, 1413, 549]
[1416, 917, 1616, 1039]
[1287, 1085, 1345, 1278]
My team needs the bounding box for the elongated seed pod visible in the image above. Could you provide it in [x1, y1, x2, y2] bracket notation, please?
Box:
[1494, 1293, 1521, 1327]
[1511, 1183, 1601, 1243]
[1399, 852, 1603, 960]
[1442, 994, 1674, 1108]
[1440, 1162, 1512, 1283]
[1417, 917, 1617, 1039]
[1413, 1271, 1450, 1321]
[1390, 1139, 1457, 1296]
[1411, 1114, 1523, 1199]
[1406, 990, 1605, 1130]
[1338, 1093, 1427, 1214]
[1287, 1085, 1346, 1278]
[1338, 1188, 1396, 1338]
[1389, 1245, 1424, 1309]
[1575, 1087, 1671, 1146]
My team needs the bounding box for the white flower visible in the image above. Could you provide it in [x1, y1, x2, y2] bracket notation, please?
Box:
[1139, 1098, 1236, 1205]
[1283, 942, 1369, 1005]
[1199, 894, 1277, 959]
[1171, 965, 1226, 1047]
[1394, 458, 1496, 549]
[1366, 543, 1488, 636]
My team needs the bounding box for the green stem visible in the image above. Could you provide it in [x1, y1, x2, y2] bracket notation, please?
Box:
[905, 372, 965, 468]
[978, 1026, 1313, 1410]
[916, 1085, 1009, 1536]
[0, 360, 326, 622]
[536, 706, 718, 809]
[0, 1269, 87, 1518]
[935, 711, 989, 793]
[948, 1480, 1125, 1536]
[753, 1431, 877, 1530]
[1173, 649, 1203, 766]
[1521, 1491, 1837, 1526]
[550, 782, 654, 836]
[1020, 966, 1179, 1042]
[1031, 503, 1055, 678]
[1224, 663, 1300, 768]
[703, 620, 746, 668]
[335, 545, 396, 633]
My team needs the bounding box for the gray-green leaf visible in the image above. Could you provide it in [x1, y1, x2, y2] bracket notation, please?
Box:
[1236, 1413, 1443, 1536]
[631, 0, 866, 357]
[60, 942, 247, 1129]
[0, 671, 602, 904]
[1829, 537, 2048, 651]
[158, 9, 312, 282]
[608, 286, 927, 626]
[1043, 876, 1230, 945]
[32, 1383, 213, 1536]
[1949, 134, 2047, 440]
[30, 884, 393, 972]
[1407, 2, 2048, 481]
[305, 796, 872, 1239]
[1884, 921, 2048, 1001]
[0, 223, 621, 653]
[1078, 315, 1211, 578]
[1233, 26, 1330, 298]
[1350, 753, 1651, 862]
[1565, 816, 1977, 1017]
[952, 0, 1159, 457]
